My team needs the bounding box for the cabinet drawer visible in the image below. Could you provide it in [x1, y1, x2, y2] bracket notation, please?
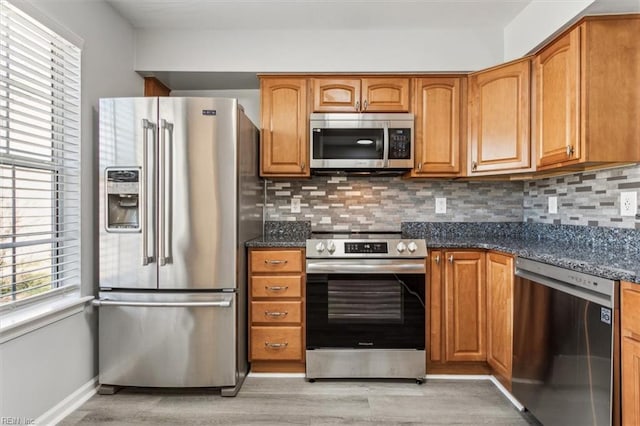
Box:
[622, 284, 640, 339]
[251, 301, 302, 324]
[251, 275, 303, 298]
[251, 250, 303, 273]
[251, 326, 303, 361]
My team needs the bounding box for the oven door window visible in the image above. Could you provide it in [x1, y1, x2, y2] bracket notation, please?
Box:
[328, 280, 402, 323]
[307, 273, 425, 350]
[312, 128, 384, 160]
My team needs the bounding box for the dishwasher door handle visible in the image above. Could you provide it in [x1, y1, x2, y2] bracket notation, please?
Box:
[515, 268, 613, 308]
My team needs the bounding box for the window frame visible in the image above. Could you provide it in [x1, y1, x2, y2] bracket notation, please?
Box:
[0, 0, 82, 312]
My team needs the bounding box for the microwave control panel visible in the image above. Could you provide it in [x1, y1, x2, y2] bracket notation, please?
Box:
[388, 128, 411, 159]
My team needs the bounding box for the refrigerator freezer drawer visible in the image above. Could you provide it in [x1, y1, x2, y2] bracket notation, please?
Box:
[98, 292, 237, 388]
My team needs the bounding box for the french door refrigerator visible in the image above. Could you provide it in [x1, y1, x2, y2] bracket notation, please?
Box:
[96, 97, 261, 396]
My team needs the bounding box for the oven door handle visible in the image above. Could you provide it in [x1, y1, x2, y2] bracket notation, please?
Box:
[306, 260, 426, 274]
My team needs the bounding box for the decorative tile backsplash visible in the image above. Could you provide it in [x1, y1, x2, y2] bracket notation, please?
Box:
[264, 176, 524, 231]
[524, 164, 640, 229]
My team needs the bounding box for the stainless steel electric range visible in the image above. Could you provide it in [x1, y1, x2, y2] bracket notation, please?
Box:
[305, 232, 427, 383]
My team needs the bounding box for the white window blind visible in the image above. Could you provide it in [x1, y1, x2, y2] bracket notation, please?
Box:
[0, 0, 81, 306]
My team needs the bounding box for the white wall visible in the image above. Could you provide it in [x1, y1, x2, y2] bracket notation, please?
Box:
[0, 0, 141, 420]
[135, 28, 505, 73]
[503, 0, 594, 60]
[171, 89, 260, 126]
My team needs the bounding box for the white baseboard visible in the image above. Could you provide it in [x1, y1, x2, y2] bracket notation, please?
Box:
[488, 376, 525, 412]
[36, 376, 98, 425]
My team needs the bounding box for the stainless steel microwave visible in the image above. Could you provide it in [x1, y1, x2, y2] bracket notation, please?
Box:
[309, 113, 414, 171]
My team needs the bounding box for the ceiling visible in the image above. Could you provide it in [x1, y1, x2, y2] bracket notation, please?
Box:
[105, 0, 533, 31]
[108, 0, 640, 90]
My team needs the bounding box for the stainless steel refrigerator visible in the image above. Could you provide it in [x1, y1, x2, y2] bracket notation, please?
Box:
[95, 97, 261, 396]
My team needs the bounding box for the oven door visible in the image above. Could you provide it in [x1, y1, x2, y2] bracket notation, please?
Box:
[306, 259, 426, 350]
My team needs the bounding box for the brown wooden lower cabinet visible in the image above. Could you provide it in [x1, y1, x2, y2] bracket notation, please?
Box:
[622, 281, 640, 426]
[250, 326, 303, 361]
[428, 250, 489, 374]
[248, 248, 305, 372]
[486, 252, 514, 389]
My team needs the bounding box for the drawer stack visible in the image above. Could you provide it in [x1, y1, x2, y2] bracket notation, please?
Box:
[248, 248, 305, 372]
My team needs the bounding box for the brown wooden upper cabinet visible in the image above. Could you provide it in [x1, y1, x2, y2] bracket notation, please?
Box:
[260, 77, 310, 177]
[410, 77, 464, 177]
[534, 16, 640, 170]
[311, 77, 410, 113]
[468, 58, 532, 176]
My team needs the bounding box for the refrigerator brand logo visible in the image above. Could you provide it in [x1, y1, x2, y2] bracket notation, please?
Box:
[600, 307, 612, 325]
[202, 110, 217, 116]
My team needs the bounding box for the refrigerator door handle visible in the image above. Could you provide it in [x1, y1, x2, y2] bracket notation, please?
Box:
[93, 299, 233, 308]
[141, 118, 155, 266]
[159, 118, 174, 266]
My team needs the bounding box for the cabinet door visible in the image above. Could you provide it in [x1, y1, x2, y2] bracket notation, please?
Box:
[444, 251, 486, 362]
[486, 252, 513, 388]
[534, 26, 581, 169]
[469, 58, 531, 174]
[622, 336, 640, 426]
[312, 78, 361, 113]
[361, 77, 410, 112]
[622, 282, 640, 426]
[429, 250, 444, 364]
[260, 78, 309, 176]
[412, 78, 462, 176]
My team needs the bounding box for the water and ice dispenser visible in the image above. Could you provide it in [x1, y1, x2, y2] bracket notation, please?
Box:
[105, 168, 141, 232]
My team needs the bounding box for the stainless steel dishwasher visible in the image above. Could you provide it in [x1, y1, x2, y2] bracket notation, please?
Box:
[512, 257, 619, 426]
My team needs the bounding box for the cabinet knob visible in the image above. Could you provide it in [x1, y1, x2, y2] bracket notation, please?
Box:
[434, 255, 440, 264]
[301, 162, 305, 171]
[472, 161, 478, 171]
[418, 162, 423, 171]
[363, 99, 368, 111]
[448, 255, 454, 264]
[566, 145, 574, 157]
[355, 101, 360, 112]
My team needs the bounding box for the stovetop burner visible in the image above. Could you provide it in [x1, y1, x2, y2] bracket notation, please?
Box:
[306, 231, 427, 259]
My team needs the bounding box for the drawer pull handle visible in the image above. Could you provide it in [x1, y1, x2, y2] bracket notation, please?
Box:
[265, 311, 288, 318]
[434, 255, 440, 265]
[448, 255, 454, 263]
[265, 259, 288, 265]
[265, 341, 288, 349]
[265, 286, 289, 292]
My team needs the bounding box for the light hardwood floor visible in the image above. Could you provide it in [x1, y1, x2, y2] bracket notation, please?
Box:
[60, 376, 537, 425]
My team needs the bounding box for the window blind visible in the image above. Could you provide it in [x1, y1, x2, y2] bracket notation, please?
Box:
[0, 0, 81, 306]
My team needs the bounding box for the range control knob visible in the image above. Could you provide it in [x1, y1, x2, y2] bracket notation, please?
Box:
[327, 241, 336, 254]
[315, 242, 325, 253]
[396, 242, 407, 253]
[407, 242, 418, 253]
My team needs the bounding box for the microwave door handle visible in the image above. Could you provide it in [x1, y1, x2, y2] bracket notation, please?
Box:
[383, 122, 389, 167]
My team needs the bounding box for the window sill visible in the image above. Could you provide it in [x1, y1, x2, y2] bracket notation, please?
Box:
[0, 293, 94, 344]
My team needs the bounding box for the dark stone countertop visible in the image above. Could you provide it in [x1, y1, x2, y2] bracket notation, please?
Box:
[245, 235, 307, 248]
[423, 236, 640, 284]
[246, 232, 640, 284]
